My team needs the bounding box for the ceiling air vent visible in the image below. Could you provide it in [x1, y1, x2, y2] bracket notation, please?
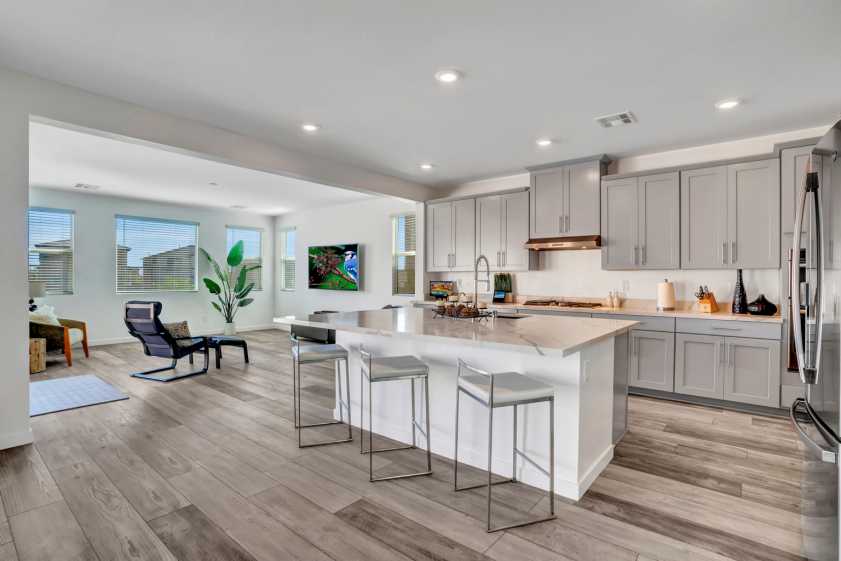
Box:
[73, 183, 101, 191]
[595, 111, 636, 128]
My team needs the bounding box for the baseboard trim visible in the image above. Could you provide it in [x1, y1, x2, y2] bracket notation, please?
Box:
[88, 323, 279, 348]
[0, 427, 33, 451]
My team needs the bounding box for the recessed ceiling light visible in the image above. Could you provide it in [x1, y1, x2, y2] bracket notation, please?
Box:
[536, 138, 553, 148]
[301, 123, 320, 133]
[208, 182, 219, 187]
[230, 205, 247, 210]
[419, 163, 435, 171]
[715, 98, 741, 110]
[434, 69, 462, 84]
[73, 183, 101, 191]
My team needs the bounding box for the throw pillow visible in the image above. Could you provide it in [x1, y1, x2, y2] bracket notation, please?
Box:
[164, 321, 193, 347]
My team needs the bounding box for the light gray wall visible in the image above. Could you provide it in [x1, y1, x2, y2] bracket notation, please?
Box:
[0, 64, 428, 451]
[274, 197, 421, 318]
[29, 188, 275, 344]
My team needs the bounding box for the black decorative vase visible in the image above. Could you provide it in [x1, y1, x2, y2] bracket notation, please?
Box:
[732, 269, 748, 314]
[747, 294, 778, 316]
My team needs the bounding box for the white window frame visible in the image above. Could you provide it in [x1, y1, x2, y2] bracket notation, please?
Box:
[28, 207, 75, 296]
[278, 227, 297, 291]
[115, 214, 199, 294]
[226, 225, 264, 291]
[391, 213, 417, 296]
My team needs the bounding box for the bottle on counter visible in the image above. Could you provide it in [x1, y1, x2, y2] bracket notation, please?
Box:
[732, 269, 748, 314]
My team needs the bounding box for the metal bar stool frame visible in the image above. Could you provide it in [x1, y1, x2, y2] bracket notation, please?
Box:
[453, 358, 556, 532]
[359, 346, 433, 482]
[290, 334, 353, 448]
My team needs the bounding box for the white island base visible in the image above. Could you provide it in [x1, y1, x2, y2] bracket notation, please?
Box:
[334, 330, 616, 501]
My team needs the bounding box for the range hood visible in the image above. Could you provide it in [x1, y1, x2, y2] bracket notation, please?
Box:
[524, 235, 601, 251]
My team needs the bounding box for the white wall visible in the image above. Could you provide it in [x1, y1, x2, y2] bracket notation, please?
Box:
[29, 188, 275, 344]
[274, 197, 421, 318]
[0, 64, 427, 451]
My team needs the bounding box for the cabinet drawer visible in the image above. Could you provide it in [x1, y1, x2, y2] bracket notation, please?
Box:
[592, 313, 674, 332]
[675, 318, 781, 340]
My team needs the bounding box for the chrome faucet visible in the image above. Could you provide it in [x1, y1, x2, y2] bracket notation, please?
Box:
[474, 254, 491, 307]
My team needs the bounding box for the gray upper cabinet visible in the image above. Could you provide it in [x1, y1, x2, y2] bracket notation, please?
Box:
[530, 159, 602, 239]
[723, 337, 780, 407]
[426, 199, 475, 272]
[629, 330, 675, 392]
[681, 159, 780, 269]
[781, 145, 817, 235]
[674, 333, 725, 399]
[601, 172, 679, 270]
[728, 160, 780, 268]
[681, 166, 728, 269]
[781, 145, 834, 267]
[476, 190, 531, 271]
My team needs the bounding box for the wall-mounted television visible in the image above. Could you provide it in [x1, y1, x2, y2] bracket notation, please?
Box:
[308, 244, 360, 291]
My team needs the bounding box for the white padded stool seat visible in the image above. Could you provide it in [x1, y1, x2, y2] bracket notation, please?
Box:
[458, 372, 553, 406]
[362, 355, 428, 380]
[293, 343, 349, 363]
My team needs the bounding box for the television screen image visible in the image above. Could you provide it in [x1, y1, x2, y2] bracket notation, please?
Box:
[308, 244, 360, 291]
[429, 280, 455, 299]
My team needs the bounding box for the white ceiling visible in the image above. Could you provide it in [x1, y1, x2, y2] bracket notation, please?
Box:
[4, 1, 841, 187]
[29, 121, 374, 214]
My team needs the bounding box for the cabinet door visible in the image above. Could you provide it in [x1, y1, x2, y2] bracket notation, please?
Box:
[530, 167, 566, 238]
[566, 161, 600, 236]
[502, 191, 531, 270]
[675, 333, 725, 399]
[476, 195, 502, 270]
[781, 145, 815, 235]
[452, 198, 476, 271]
[681, 166, 729, 269]
[629, 330, 675, 392]
[638, 172, 679, 269]
[723, 337, 780, 407]
[601, 177, 639, 270]
[426, 202, 453, 271]
[727, 159, 780, 268]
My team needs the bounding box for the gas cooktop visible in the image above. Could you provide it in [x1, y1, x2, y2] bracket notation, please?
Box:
[522, 299, 602, 309]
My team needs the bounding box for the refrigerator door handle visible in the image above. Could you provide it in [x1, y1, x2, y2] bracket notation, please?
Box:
[790, 398, 837, 464]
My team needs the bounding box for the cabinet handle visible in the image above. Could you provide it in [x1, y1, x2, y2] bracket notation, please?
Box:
[722, 242, 728, 265]
[502, 251, 506, 267]
[731, 241, 737, 264]
[633, 246, 639, 265]
[565, 215, 569, 233]
[559, 215, 563, 233]
[641, 245, 646, 265]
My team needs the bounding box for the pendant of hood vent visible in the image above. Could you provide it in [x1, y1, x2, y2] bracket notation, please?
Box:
[525, 235, 601, 251]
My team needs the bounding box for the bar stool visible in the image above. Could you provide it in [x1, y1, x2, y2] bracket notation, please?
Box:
[359, 346, 432, 482]
[454, 358, 555, 532]
[290, 334, 352, 448]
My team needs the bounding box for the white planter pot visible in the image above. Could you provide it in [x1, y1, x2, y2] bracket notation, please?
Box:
[223, 322, 237, 336]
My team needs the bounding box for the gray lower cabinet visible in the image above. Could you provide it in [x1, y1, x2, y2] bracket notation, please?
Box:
[724, 337, 781, 407]
[629, 330, 675, 392]
[675, 333, 725, 399]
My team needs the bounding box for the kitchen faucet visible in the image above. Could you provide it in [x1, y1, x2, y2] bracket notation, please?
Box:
[474, 254, 491, 307]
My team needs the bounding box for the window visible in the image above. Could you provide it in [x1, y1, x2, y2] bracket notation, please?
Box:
[28, 208, 74, 295]
[226, 226, 263, 291]
[278, 228, 296, 291]
[115, 215, 198, 293]
[392, 213, 416, 295]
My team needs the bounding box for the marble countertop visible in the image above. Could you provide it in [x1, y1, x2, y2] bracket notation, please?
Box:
[415, 298, 783, 324]
[274, 308, 637, 358]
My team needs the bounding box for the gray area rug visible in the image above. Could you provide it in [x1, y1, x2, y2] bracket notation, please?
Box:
[30, 374, 128, 417]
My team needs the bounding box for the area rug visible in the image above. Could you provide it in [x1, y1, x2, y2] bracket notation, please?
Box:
[29, 374, 128, 416]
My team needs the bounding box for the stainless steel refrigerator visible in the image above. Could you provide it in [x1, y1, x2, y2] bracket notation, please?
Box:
[790, 119, 841, 561]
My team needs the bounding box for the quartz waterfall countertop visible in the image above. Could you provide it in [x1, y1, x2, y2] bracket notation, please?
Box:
[274, 308, 637, 357]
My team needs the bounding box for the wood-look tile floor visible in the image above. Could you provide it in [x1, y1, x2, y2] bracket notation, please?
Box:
[0, 330, 809, 561]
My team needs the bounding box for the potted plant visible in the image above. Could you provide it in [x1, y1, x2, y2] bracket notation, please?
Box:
[200, 241, 261, 335]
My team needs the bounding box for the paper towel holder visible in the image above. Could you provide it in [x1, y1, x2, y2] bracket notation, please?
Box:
[657, 278, 676, 312]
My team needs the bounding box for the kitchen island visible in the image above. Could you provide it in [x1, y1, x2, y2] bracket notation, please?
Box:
[274, 307, 636, 499]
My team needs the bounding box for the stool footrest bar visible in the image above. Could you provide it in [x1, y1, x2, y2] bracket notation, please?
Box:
[514, 448, 551, 477]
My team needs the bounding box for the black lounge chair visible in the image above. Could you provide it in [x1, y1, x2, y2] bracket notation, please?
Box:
[124, 301, 209, 382]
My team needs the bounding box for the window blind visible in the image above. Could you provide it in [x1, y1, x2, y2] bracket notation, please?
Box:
[392, 214, 416, 295]
[28, 208, 74, 295]
[226, 226, 263, 290]
[279, 229, 296, 290]
[115, 215, 198, 293]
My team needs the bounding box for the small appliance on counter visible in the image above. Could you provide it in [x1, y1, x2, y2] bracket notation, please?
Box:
[657, 279, 675, 311]
[429, 280, 455, 300]
[493, 273, 513, 303]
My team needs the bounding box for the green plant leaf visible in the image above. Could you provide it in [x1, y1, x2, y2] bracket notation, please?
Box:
[203, 277, 222, 294]
[211, 301, 222, 313]
[236, 283, 254, 299]
[238, 297, 254, 308]
[234, 266, 248, 293]
[227, 240, 244, 268]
